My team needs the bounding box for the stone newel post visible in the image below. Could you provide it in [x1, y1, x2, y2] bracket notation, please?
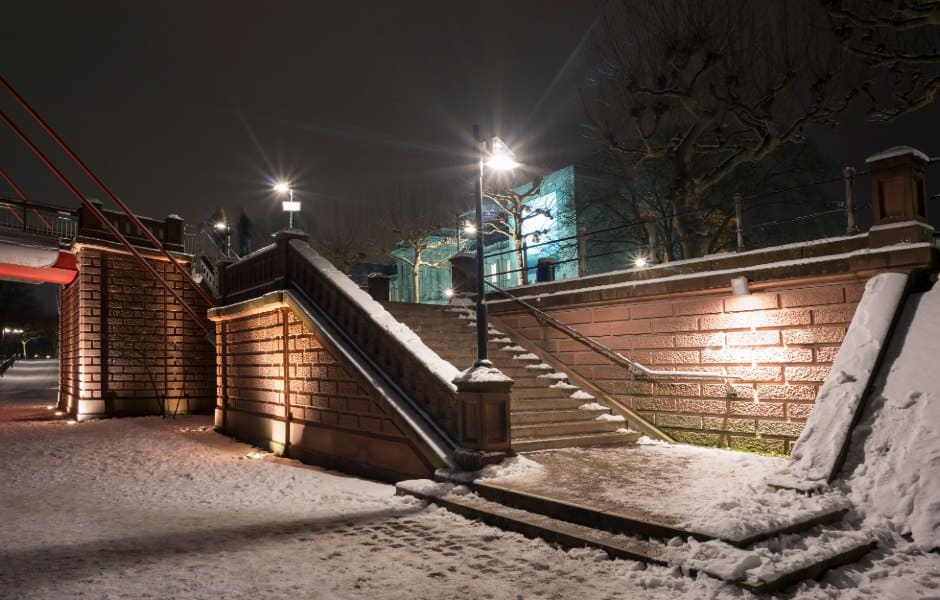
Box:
[866, 146, 933, 249]
[453, 363, 514, 470]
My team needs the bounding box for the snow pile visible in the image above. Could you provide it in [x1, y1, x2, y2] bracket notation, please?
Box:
[441, 455, 546, 484]
[839, 282, 940, 550]
[512, 353, 539, 361]
[595, 414, 625, 423]
[682, 486, 849, 541]
[690, 279, 940, 552]
[570, 390, 595, 401]
[579, 402, 608, 411]
[537, 372, 569, 380]
[453, 362, 513, 384]
[291, 240, 459, 389]
[780, 272, 908, 485]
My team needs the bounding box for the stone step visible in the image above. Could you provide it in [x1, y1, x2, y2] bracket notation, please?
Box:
[504, 378, 565, 391]
[510, 386, 576, 400]
[395, 481, 875, 595]
[513, 419, 625, 440]
[511, 408, 609, 426]
[512, 396, 588, 412]
[511, 430, 641, 451]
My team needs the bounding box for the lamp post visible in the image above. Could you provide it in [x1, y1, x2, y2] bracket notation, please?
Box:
[3, 327, 23, 359]
[472, 126, 519, 366]
[273, 181, 300, 229]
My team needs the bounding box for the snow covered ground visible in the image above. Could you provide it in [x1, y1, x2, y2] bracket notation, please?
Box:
[1, 359, 938, 598]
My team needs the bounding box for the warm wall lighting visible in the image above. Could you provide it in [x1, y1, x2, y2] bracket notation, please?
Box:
[731, 276, 750, 296]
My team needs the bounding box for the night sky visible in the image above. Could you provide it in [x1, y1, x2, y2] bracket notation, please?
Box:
[1, 1, 600, 231]
[2, 1, 938, 235]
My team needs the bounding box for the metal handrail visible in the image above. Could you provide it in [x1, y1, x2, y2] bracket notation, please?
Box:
[483, 279, 740, 380]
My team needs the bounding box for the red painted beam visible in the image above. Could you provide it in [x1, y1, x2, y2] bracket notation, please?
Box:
[0, 251, 77, 284]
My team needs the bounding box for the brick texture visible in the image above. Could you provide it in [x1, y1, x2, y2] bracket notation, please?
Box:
[217, 306, 433, 479]
[493, 280, 864, 454]
[59, 246, 214, 417]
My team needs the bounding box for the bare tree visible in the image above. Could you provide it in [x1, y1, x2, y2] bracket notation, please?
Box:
[586, 0, 858, 258]
[386, 187, 452, 303]
[309, 200, 379, 274]
[822, 0, 940, 120]
[483, 174, 546, 285]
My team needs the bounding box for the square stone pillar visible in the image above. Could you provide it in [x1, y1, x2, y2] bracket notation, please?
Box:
[453, 362, 514, 470]
[866, 146, 933, 248]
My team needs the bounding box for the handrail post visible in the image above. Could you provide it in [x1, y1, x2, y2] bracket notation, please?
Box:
[734, 192, 744, 252]
[843, 166, 858, 234]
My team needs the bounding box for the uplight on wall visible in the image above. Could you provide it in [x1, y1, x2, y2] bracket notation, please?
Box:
[731, 276, 750, 296]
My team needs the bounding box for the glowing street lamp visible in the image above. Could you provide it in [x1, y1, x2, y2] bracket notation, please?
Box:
[273, 181, 300, 229]
[472, 126, 519, 366]
[213, 220, 231, 256]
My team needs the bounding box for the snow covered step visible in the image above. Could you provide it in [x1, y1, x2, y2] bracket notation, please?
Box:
[512, 396, 587, 412]
[513, 419, 625, 439]
[491, 364, 561, 380]
[396, 480, 875, 595]
[512, 430, 641, 452]
[663, 527, 876, 594]
[509, 386, 578, 400]
[511, 408, 609, 426]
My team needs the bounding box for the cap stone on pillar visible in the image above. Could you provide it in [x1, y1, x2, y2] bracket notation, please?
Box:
[452, 361, 514, 470]
[866, 146, 933, 248]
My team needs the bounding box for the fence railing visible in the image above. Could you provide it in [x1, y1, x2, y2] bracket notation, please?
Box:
[470, 159, 935, 286]
[0, 196, 77, 244]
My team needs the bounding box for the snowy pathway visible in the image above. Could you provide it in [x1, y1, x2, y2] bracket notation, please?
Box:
[0, 415, 745, 599]
[0, 359, 937, 598]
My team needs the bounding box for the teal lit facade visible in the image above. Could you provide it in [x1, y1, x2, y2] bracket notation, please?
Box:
[389, 164, 633, 303]
[389, 232, 459, 304]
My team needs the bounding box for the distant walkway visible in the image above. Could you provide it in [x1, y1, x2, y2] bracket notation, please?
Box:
[0, 359, 59, 422]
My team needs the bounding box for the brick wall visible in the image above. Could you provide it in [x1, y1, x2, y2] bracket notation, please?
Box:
[216, 304, 436, 480]
[59, 270, 80, 413]
[59, 244, 214, 418]
[492, 279, 865, 454]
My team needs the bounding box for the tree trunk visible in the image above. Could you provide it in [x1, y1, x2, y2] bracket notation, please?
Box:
[411, 266, 420, 303]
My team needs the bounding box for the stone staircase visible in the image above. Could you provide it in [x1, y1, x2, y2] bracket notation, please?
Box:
[381, 301, 640, 451]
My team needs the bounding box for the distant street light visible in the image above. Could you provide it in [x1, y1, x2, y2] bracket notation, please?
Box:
[213, 221, 232, 256]
[472, 126, 519, 366]
[273, 181, 300, 229]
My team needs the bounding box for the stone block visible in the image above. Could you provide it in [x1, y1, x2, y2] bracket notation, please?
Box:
[729, 436, 787, 455]
[630, 303, 674, 319]
[649, 316, 699, 333]
[782, 327, 846, 345]
[703, 416, 756, 433]
[785, 366, 831, 382]
[676, 398, 728, 414]
[779, 286, 845, 308]
[730, 401, 785, 418]
[812, 305, 858, 325]
[673, 298, 724, 316]
[756, 384, 817, 401]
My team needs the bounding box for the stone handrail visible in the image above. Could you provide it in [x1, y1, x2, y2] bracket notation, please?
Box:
[218, 232, 459, 441]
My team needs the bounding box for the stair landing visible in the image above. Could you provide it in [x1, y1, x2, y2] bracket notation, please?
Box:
[398, 441, 874, 593]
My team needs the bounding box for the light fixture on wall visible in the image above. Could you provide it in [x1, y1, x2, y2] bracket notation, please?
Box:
[731, 276, 750, 296]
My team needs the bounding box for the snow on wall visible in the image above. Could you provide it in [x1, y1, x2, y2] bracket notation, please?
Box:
[841, 282, 940, 549]
[291, 240, 459, 390]
[777, 273, 908, 485]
